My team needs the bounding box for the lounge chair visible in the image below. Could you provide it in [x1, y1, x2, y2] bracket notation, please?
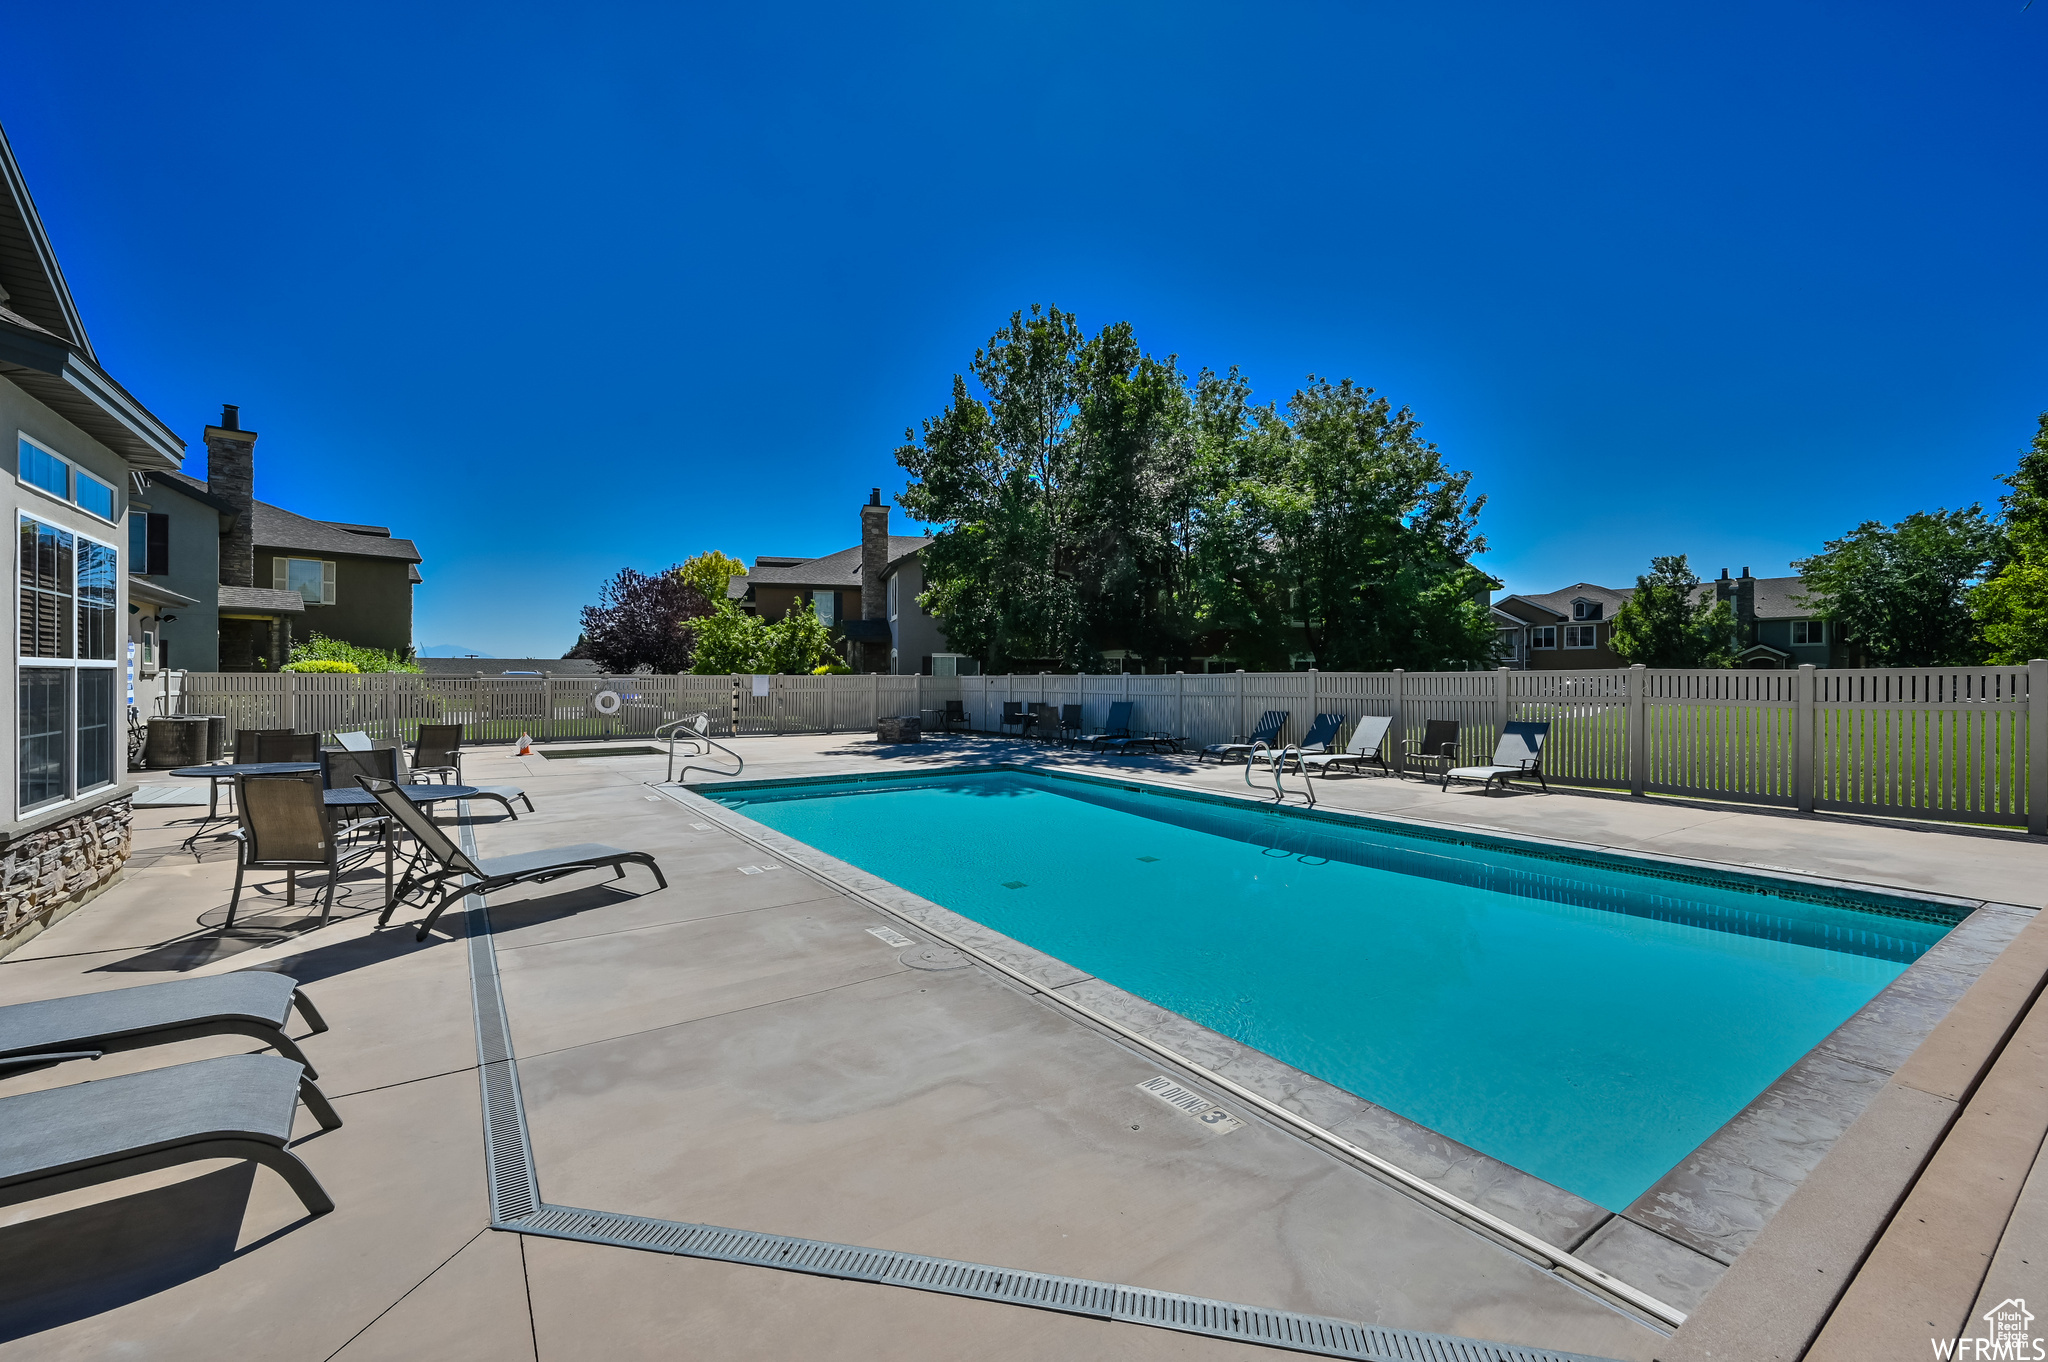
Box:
[1200, 710, 1288, 764]
[0, 1053, 341, 1219]
[334, 730, 374, 752]
[1299, 715, 1393, 777]
[411, 724, 464, 783]
[1083, 701, 1135, 747]
[363, 777, 667, 941]
[1443, 721, 1551, 793]
[1280, 713, 1345, 769]
[0, 972, 329, 1079]
[229, 773, 347, 928]
[1403, 719, 1461, 781]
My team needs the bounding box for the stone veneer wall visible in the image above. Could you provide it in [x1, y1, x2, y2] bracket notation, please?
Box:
[0, 795, 133, 959]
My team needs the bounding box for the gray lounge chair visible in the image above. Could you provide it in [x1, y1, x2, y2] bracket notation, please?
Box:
[0, 1052, 341, 1218]
[1299, 715, 1393, 777]
[0, 972, 328, 1079]
[1443, 720, 1551, 792]
[334, 730, 374, 752]
[363, 777, 667, 941]
[1201, 710, 1288, 764]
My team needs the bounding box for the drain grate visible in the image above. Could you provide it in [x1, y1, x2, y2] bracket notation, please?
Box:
[458, 799, 1623, 1362]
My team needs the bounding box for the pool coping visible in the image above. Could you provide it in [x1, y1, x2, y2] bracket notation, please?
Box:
[662, 761, 2034, 1326]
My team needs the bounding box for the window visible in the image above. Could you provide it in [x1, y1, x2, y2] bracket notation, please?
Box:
[1572, 599, 1603, 621]
[1530, 625, 1557, 649]
[74, 470, 114, 522]
[127, 511, 168, 575]
[887, 574, 899, 617]
[17, 438, 67, 500]
[813, 589, 838, 625]
[274, 557, 335, 605]
[1565, 624, 1598, 648]
[16, 515, 120, 812]
[1792, 619, 1826, 646]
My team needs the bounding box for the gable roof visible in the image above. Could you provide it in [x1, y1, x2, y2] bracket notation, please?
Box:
[0, 122, 182, 470]
[729, 537, 932, 597]
[252, 500, 422, 564]
[1495, 582, 1636, 623]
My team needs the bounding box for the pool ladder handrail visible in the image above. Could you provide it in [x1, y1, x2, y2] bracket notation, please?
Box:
[1245, 741, 1316, 807]
[658, 714, 744, 784]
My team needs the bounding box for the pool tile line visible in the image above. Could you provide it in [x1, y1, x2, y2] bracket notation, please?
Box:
[660, 783, 1692, 1331]
[449, 800, 1626, 1362]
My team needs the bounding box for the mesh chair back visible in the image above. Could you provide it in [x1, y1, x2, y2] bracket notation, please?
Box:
[414, 724, 463, 771]
[1495, 720, 1549, 768]
[335, 731, 374, 752]
[258, 733, 319, 763]
[359, 777, 478, 876]
[1001, 702, 1022, 721]
[236, 728, 291, 761]
[1348, 715, 1393, 755]
[1299, 713, 1345, 752]
[1417, 719, 1460, 757]
[238, 775, 330, 867]
[1249, 710, 1287, 744]
[1101, 701, 1133, 733]
[1059, 704, 1082, 732]
[322, 747, 399, 790]
[945, 701, 965, 720]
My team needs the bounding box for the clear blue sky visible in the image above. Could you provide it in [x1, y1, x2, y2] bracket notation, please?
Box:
[8, 2, 2044, 656]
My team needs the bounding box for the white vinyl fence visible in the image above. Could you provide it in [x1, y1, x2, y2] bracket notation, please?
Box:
[172, 662, 2048, 832]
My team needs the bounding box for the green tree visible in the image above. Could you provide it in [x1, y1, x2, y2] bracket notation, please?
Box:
[285, 631, 421, 673]
[1794, 508, 2002, 667]
[1972, 413, 2048, 664]
[1608, 555, 1737, 668]
[679, 551, 746, 608]
[686, 597, 840, 674]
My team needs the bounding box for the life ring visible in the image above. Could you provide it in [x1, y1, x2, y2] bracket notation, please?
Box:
[591, 689, 622, 716]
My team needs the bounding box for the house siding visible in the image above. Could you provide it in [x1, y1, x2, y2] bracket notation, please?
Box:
[255, 548, 415, 655]
[129, 477, 224, 672]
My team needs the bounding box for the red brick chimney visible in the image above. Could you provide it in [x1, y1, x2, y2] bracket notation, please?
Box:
[204, 404, 257, 587]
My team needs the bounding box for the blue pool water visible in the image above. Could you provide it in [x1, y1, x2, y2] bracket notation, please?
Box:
[709, 771, 1958, 1211]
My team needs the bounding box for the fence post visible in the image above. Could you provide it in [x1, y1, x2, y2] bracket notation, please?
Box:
[541, 677, 554, 744]
[1391, 669, 1406, 775]
[284, 671, 299, 733]
[1177, 671, 1185, 740]
[1628, 665, 1646, 798]
[1236, 670, 1246, 742]
[2031, 659, 2047, 835]
[729, 675, 739, 737]
[1496, 666, 1510, 745]
[1795, 664, 1816, 814]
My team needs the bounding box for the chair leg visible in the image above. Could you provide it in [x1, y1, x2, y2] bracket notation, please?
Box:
[286, 869, 296, 908]
[415, 886, 465, 941]
[318, 867, 338, 926]
[226, 850, 247, 929]
[292, 989, 330, 1034]
[519, 793, 535, 812]
[297, 1076, 344, 1130]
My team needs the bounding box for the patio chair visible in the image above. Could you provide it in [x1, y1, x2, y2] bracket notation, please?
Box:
[1025, 702, 1055, 741]
[1083, 701, 1135, 747]
[0, 1053, 341, 1219]
[235, 728, 291, 762]
[1299, 715, 1394, 778]
[228, 773, 344, 929]
[0, 972, 329, 1079]
[257, 732, 319, 764]
[1055, 704, 1084, 745]
[1200, 710, 1288, 764]
[411, 724, 464, 783]
[998, 702, 1026, 737]
[1403, 719, 1461, 781]
[1443, 720, 1551, 793]
[334, 730, 374, 752]
[1281, 713, 1345, 768]
[362, 777, 667, 941]
[936, 700, 971, 733]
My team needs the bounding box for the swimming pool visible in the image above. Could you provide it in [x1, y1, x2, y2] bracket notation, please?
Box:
[708, 769, 1963, 1211]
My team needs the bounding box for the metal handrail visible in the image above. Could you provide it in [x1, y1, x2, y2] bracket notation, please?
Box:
[1244, 742, 1316, 807]
[657, 714, 743, 784]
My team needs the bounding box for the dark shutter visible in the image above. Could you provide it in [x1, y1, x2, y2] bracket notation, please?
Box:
[146, 513, 170, 576]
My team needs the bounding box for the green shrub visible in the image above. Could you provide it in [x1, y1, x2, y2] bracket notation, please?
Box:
[812, 661, 853, 675]
[281, 659, 360, 674]
[285, 632, 422, 674]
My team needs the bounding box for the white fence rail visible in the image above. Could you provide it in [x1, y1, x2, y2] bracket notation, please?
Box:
[173, 663, 2048, 832]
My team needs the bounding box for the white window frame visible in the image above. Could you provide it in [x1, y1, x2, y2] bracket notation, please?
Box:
[15, 433, 121, 526]
[1792, 619, 1825, 646]
[1571, 599, 1603, 621]
[1564, 624, 1598, 649]
[16, 514, 123, 815]
[274, 557, 337, 605]
[1530, 625, 1558, 650]
[73, 468, 116, 524]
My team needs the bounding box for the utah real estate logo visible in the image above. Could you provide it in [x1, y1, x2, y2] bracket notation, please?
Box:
[1935, 1299, 2039, 1361]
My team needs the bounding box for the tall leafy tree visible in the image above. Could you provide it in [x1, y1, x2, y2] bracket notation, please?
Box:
[1608, 555, 1737, 667]
[679, 550, 747, 609]
[576, 567, 714, 673]
[1794, 508, 2002, 666]
[1971, 413, 2048, 664]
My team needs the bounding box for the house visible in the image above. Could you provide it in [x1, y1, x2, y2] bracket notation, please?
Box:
[128, 406, 425, 673]
[0, 120, 184, 931]
[729, 489, 949, 674]
[1493, 567, 1847, 669]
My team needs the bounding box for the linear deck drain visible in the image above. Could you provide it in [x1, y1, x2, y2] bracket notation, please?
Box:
[456, 801, 1621, 1362]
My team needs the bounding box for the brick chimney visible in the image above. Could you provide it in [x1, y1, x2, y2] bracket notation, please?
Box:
[205, 404, 257, 588]
[859, 489, 890, 671]
[1735, 566, 1756, 645]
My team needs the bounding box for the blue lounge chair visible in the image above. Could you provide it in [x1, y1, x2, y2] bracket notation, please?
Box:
[1083, 701, 1135, 747]
[1201, 710, 1288, 764]
[1280, 713, 1345, 769]
[1443, 721, 1551, 792]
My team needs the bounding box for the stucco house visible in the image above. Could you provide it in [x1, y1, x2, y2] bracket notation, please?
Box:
[1494, 568, 1847, 670]
[729, 490, 950, 674]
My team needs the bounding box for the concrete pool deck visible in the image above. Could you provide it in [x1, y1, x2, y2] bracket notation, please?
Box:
[0, 730, 2040, 1359]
